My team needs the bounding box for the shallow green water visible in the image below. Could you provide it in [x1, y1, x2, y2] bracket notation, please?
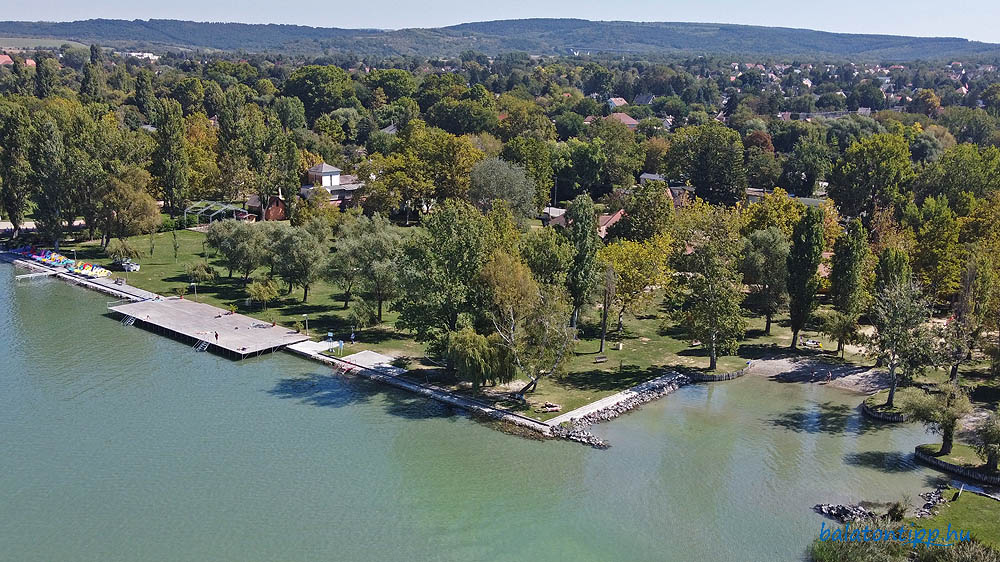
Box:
[0, 264, 948, 561]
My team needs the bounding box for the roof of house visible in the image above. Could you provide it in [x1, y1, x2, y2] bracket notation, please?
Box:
[308, 162, 341, 174]
[380, 124, 398, 135]
[633, 93, 655, 105]
[639, 172, 665, 182]
[0, 55, 12, 65]
[608, 113, 639, 126]
[608, 97, 628, 107]
[598, 209, 625, 238]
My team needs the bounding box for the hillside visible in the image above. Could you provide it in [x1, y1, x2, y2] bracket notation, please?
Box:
[1, 18, 999, 60]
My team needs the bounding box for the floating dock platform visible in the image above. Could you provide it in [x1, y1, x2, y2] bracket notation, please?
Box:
[109, 297, 311, 359]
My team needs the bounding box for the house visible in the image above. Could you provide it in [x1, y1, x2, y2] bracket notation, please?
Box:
[246, 195, 287, 221]
[607, 97, 628, 110]
[540, 206, 566, 226]
[547, 208, 625, 239]
[633, 93, 655, 105]
[597, 209, 625, 238]
[607, 112, 639, 130]
[300, 174, 366, 208]
[0, 54, 34, 66]
[639, 172, 665, 184]
[307, 162, 341, 187]
[379, 124, 398, 135]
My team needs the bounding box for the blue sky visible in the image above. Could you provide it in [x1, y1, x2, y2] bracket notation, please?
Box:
[7, 0, 1000, 43]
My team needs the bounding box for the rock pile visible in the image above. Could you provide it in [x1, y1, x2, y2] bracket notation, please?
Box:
[916, 486, 948, 518]
[551, 374, 689, 449]
[813, 503, 876, 523]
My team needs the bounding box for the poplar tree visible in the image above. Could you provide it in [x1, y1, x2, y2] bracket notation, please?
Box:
[787, 206, 825, 349]
[151, 99, 190, 215]
[564, 194, 601, 327]
[0, 101, 33, 237]
[829, 218, 873, 317]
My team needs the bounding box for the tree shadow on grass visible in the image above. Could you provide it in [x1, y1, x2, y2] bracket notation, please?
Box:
[266, 372, 453, 420]
[555, 364, 666, 393]
[766, 401, 862, 434]
[843, 451, 920, 473]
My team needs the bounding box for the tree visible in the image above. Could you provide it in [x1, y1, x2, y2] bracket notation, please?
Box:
[283, 65, 359, 122]
[478, 252, 574, 395]
[974, 413, 1000, 473]
[909, 89, 941, 116]
[501, 136, 554, 209]
[107, 239, 141, 263]
[564, 194, 601, 327]
[600, 234, 673, 332]
[445, 327, 512, 394]
[678, 205, 746, 370]
[828, 133, 914, 227]
[778, 136, 830, 197]
[80, 62, 106, 102]
[787, 206, 825, 349]
[210, 220, 266, 282]
[395, 201, 515, 340]
[741, 227, 789, 334]
[333, 214, 404, 323]
[740, 187, 804, 239]
[903, 385, 973, 456]
[875, 247, 913, 296]
[821, 311, 860, 359]
[133, 69, 156, 118]
[151, 99, 190, 215]
[906, 195, 962, 303]
[34, 58, 58, 99]
[274, 96, 307, 131]
[274, 227, 327, 302]
[585, 118, 644, 188]
[868, 281, 933, 409]
[744, 145, 781, 189]
[607, 180, 674, 242]
[663, 123, 747, 205]
[0, 101, 33, 237]
[520, 227, 573, 287]
[172, 78, 204, 115]
[29, 116, 70, 249]
[247, 279, 279, 310]
[829, 218, 873, 318]
[102, 167, 160, 247]
[469, 157, 537, 223]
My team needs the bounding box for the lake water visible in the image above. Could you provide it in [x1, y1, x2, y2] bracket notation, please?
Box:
[0, 263, 946, 561]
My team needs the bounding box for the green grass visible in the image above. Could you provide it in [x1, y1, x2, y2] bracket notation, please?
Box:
[0, 37, 86, 49]
[916, 443, 991, 471]
[46, 229, 873, 421]
[863, 387, 923, 414]
[909, 487, 1000, 548]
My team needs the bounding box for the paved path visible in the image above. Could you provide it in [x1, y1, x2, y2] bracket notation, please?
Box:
[286, 341, 552, 434]
[546, 371, 685, 426]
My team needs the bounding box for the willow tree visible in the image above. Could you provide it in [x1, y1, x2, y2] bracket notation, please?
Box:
[903, 385, 972, 455]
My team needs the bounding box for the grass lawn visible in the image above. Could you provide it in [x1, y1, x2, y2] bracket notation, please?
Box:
[863, 387, 924, 414]
[39, 228, 873, 421]
[909, 487, 1000, 548]
[916, 442, 993, 472]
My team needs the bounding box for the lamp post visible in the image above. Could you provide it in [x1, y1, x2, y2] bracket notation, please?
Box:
[190, 282, 197, 300]
[302, 313, 308, 335]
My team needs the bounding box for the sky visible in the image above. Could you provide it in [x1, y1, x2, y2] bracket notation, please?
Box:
[6, 0, 1000, 43]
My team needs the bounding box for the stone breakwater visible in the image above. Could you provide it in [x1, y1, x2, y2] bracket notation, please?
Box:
[813, 503, 877, 523]
[550, 374, 690, 448]
[916, 486, 948, 518]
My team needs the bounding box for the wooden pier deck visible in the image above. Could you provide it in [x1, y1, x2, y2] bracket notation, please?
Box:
[109, 298, 311, 359]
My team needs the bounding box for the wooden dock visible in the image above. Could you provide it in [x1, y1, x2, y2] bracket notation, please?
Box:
[109, 297, 311, 359]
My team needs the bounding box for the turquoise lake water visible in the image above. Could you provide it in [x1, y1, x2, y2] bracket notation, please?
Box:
[0, 263, 948, 561]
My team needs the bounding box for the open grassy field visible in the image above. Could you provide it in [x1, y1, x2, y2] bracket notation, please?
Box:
[0, 37, 86, 49]
[909, 486, 1000, 548]
[45, 227, 878, 420]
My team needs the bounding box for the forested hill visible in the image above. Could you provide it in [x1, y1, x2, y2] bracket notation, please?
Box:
[1, 18, 999, 60]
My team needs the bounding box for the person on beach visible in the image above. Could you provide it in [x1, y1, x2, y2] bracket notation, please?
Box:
[215, 331, 219, 342]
